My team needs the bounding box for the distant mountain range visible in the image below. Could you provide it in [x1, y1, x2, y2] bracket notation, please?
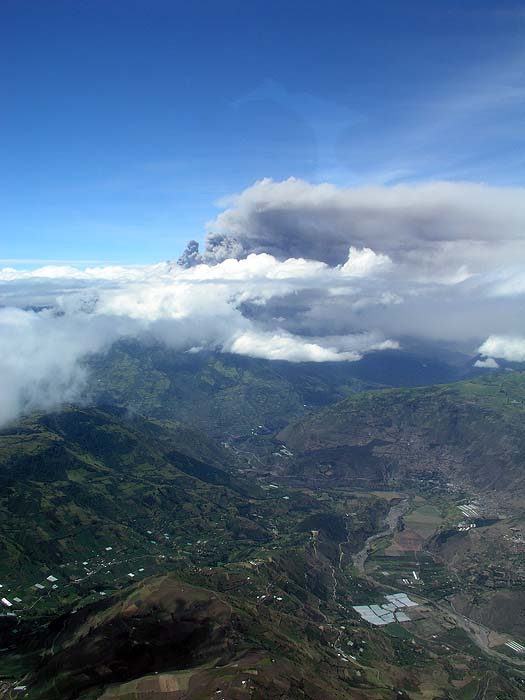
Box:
[88, 340, 490, 437]
[279, 370, 525, 495]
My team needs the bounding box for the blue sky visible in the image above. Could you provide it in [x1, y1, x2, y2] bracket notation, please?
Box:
[1, 0, 524, 265]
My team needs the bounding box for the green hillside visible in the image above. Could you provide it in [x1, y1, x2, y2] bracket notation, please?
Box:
[88, 341, 378, 437]
[0, 406, 410, 700]
[0, 407, 261, 595]
[279, 370, 525, 493]
[88, 341, 477, 437]
[2, 372, 525, 698]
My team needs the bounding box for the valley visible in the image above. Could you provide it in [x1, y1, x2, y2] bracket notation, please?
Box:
[1, 359, 525, 699]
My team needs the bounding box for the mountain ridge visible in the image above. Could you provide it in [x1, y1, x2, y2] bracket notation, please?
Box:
[278, 370, 525, 495]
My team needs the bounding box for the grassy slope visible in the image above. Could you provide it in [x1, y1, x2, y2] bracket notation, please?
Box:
[88, 343, 374, 437]
[0, 407, 257, 589]
[0, 408, 402, 700]
[88, 341, 477, 437]
[1, 403, 524, 698]
[279, 371, 525, 492]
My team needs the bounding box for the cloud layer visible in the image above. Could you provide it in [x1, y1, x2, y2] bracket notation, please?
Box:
[2, 178, 525, 425]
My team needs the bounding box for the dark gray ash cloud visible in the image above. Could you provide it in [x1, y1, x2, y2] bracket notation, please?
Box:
[203, 178, 525, 275]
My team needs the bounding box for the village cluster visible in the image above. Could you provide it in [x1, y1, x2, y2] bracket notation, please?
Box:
[0, 541, 153, 616]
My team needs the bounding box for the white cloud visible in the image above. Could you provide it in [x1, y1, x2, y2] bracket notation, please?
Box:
[0, 264, 155, 282]
[478, 336, 525, 363]
[227, 331, 361, 363]
[340, 247, 392, 277]
[474, 357, 500, 369]
[0, 307, 124, 426]
[226, 329, 398, 363]
[0, 249, 400, 425]
[2, 177, 525, 426]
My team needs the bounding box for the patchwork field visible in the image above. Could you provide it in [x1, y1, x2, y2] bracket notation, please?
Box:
[384, 504, 442, 555]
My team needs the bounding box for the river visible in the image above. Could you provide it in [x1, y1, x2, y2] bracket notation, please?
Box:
[352, 497, 410, 573]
